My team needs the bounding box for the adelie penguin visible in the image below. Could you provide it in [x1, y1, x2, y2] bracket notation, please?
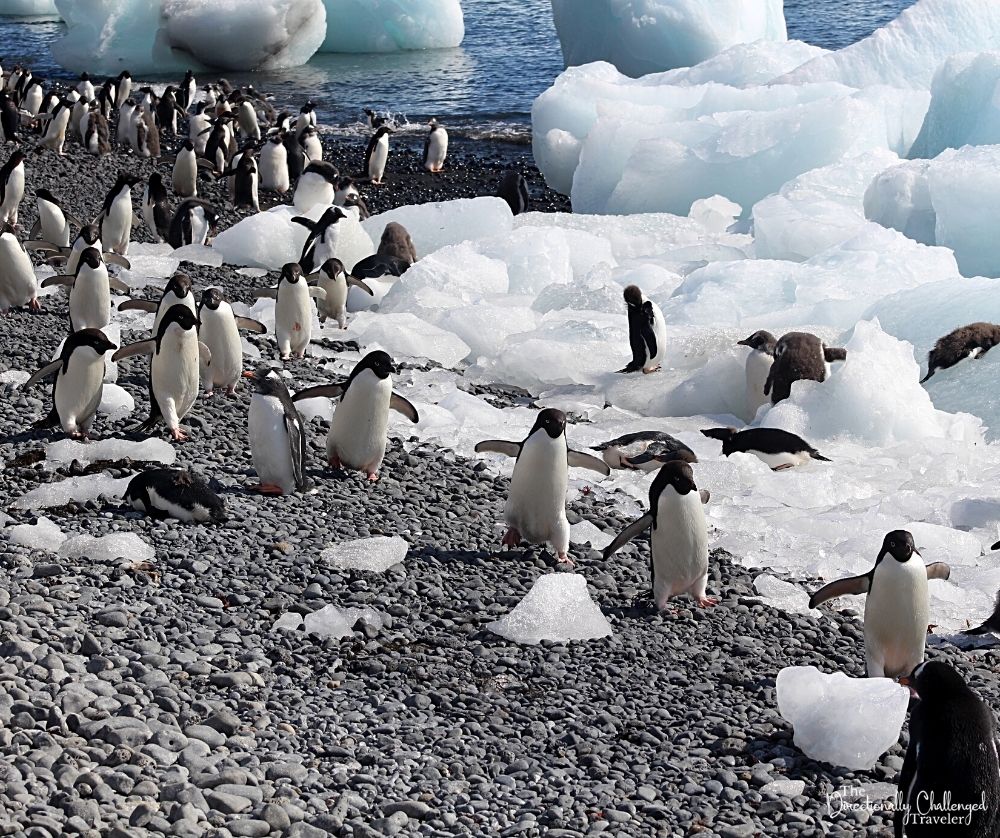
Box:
[142, 173, 171, 244]
[808, 530, 950, 678]
[168, 199, 219, 249]
[171, 139, 202, 199]
[247, 365, 311, 495]
[293, 205, 348, 274]
[125, 468, 226, 523]
[765, 331, 846, 404]
[98, 172, 141, 257]
[497, 171, 529, 216]
[292, 350, 419, 482]
[604, 460, 716, 609]
[119, 271, 196, 334]
[475, 408, 610, 565]
[592, 431, 697, 471]
[921, 322, 1000, 383]
[40, 247, 128, 332]
[23, 328, 117, 438]
[700, 427, 830, 471]
[619, 284, 666, 374]
[259, 133, 289, 194]
[29, 188, 78, 249]
[293, 160, 338, 213]
[737, 330, 776, 419]
[365, 126, 392, 185]
[310, 258, 373, 329]
[0, 149, 25, 227]
[253, 262, 326, 360]
[197, 287, 266, 397]
[352, 221, 417, 282]
[0, 223, 39, 313]
[423, 119, 448, 173]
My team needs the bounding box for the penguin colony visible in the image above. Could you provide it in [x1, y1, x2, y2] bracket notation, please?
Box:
[0, 62, 998, 836]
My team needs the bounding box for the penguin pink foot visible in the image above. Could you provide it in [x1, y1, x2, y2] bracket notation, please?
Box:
[170, 428, 189, 442]
[226, 387, 238, 399]
[696, 595, 718, 608]
[366, 471, 379, 483]
[502, 527, 522, 548]
[255, 483, 284, 496]
[642, 365, 661, 374]
[328, 454, 342, 469]
[557, 553, 575, 566]
[28, 298, 41, 312]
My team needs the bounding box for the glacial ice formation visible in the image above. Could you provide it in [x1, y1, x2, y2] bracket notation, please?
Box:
[488, 574, 612, 644]
[550, 0, 786, 78]
[0, 0, 58, 15]
[320, 0, 464, 53]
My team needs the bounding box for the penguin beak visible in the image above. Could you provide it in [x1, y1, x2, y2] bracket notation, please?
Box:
[736, 338, 751, 347]
[898, 676, 911, 687]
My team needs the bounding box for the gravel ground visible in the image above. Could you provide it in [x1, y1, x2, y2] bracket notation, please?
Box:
[0, 120, 998, 838]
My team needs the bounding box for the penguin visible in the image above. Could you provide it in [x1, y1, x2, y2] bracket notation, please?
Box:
[188, 104, 211, 155]
[112, 304, 209, 442]
[765, 331, 847, 404]
[178, 70, 196, 112]
[98, 172, 141, 256]
[235, 97, 261, 142]
[247, 365, 310, 495]
[96, 79, 115, 118]
[0, 223, 39, 313]
[42, 223, 130, 274]
[142, 173, 171, 244]
[334, 176, 359, 206]
[37, 99, 72, 155]
[155, 86, 182, 136]
[22, 77, 43, 117]
[619, 284, 667, 374]
[0, 91, 19, 143]
[310, 258, 373, 329]
[197, 287, 265, 396]
[252, 263, 325, 360]
[76, 73, 94, 103]
[168, 199, 219, 249]
[40, 247, 128, 332]
[83, 109, 111, 156]
[352, 221, 416, 279]
[71, 96, 90, 142]
[603, 460, 716, 609]
[119, 271, 197, 334]
[172, 139, 201, 199]
[116, 99, 135, 147]
[226, 149, 259, 211]
[291, 350, 419, 481]
[894, 661, 1000, 838]
[475, 408, 610, 565]
[700, 427, 831, 470]
[295, 101, 316, 138]
[0, 150, 25, 227]
[808, 530, 951, 678]
[259, 133, 289, 194]
[737, 330, 776, 419]
[292, 160, 338, 213]
[365, 126, 392, 185]
[921, 322, 1000, 383]
[592, 431, 697, 471]
[964, 588, 1000, 636]
[29, 188, 76, 248]
[363, 108, 386, 129]
[283, 127, 307, 184]
[201, 83, 217, 111]
[113, 71, 132, 109]
[125, 468, 226, 523]
[23, 328, 117, 438]
[202, 113, 236, 175]
[423, 119, 448, 173]
[293, 206, 348, 275]
[343, 193, 370, 221]
[498, 171, 530, 216]
[134, 110, 160, 159]
[299, 124, 322, 162]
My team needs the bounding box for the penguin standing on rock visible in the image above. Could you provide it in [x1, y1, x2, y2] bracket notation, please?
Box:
[765, 331, 846, 404]
[172, 139, 201, 199]
[0, 223, 39, 312]
[125, 468, 226, 523]
[247, 365, 310, 495]
[808, 530, 951, 678]
[197, 287, 265, 396]
[142, 173, 171, 244]
[423, 119, 448, 173]
[365, 126, 392, 185]
[98, 172, 141, 256]
[252, 263, 326, 360]
[29, 189, 77, 248]
[310, 258, 373, 329]
[40, 247, 128, 332]
[700, 427, 830, 470]
[619, 284, 666, 374]
[119, 271, 196, 333]
[737, 330, 776, 418]
[259, 133, 289, 194]
[921, 322, 1000, 383]
[0, 150, 25, 227]
[475, 408, 610, 565]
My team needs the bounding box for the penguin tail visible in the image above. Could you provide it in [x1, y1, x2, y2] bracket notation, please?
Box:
[810, 450, 832, 462]
[919, 370, 934, 384]
[701, 427, 736, 443]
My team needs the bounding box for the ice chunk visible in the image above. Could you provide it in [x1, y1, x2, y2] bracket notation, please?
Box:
[59, 532, 154, 564]
[753, 574, 813, 614]
[45, 438, 175, 467]
[761, 780, 806, 797]
[7, 517, 67, 552]
[657, 40, 827, 87]
[99, 383, 135, 419]
[320, 535, 407, 572]
[550, 0, 786, 78]
[776, 666, 909, 769]
[569, 520, 613, 550]
[348, 311, 471, 368]
[0, 0, 58, 14]
[320, 0, 463, 53]
[488, 574, 612, 644]
[13, 474, 132, 509]
[0, 369, 29, 387]
[172, 244, 221, 266]
[303, 604, 383, 640]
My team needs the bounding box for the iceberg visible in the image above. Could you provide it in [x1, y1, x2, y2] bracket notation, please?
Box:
[320, 0, 463, 53]
[488, 574, 612, 644]
[550, 0, 787, 78]
[0, 0, 58, 14]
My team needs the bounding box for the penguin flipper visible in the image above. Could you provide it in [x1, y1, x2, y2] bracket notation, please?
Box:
[809, 449, 832, 462]
[347, 276, 374, 296]
[808, 574, 871, 609]
[66, 212, 84, 229]
[198, 343, 212, 366]
[118, 299, 158, 313]
[25, 239, 60, 253]
[567, 449, 611, 476]
[291, 216, 316, 231]
[28, 219, 39, 239]
[108, 276, 130, 293]
[603, 513, 654, 561]
[104, 252, 131, 269]
[924, 562, 951, 581]
[308, 287, 327, 300]
[389, 393, 419, 424]
[292, 384, 344, 402]
[235, 316, 266, 334]
[40, 274, 74, 288]
[250, 287, 278, 299]
[474, 440, 521, 458]
[112, 340, 156, 361]
[23, 360, 61, 389]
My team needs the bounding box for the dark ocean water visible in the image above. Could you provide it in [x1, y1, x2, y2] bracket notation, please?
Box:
[0, 0, 917, 139]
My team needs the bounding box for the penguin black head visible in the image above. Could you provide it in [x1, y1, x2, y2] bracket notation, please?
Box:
[530, 408, 566, 440]
[114, 171, 142, 190]
[737, 330, 777, 354]
[701, 427, 737, 446]
[301, 101, 314, 114]
[280, 263, 303, 285]
[80, 72, 90, 81]
[317, 206, 347, 229]
[651, 459, 698, 500]
[117, 71, 131, 81]
[901, 660, 973, 702]
[374, 125, 393, 138]
[79, 224, 100, 246]
[148, 171, 167, 198]
[880, 530, 917, 563]
[623, 284, 643, 308]
[158, 304, 199, 336]
[165, 272, 193, 299]
[6, 149, 25, 169]
[356, 349, 396, 381]
[180, 138, 194, 152]
[35, 188, 58, 205]
[78, 247, 102, 272]
[319, 257, 346, 278]
[251, 364, 286, 397]
[66, 327, 117, 357]
[199, 287, 224, 312]
[303, 160, 339, 185]
[344, 194, 369, 219]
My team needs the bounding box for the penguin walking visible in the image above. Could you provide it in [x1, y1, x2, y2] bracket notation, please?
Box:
[921, 322, 1000, 383]
[188, 104, 211, 155]
[0, 91, 19, 143]
[119, 272, 196, 334]
[125, 468, 226, 523]
[29, 188, 77, 248]
[310, 258, 373, 329]
[22, 77, 43, 117]
[37, 99, 72, 154]
[808, 530, 951, 678]
[619, 284, 666, 374]
[40, 247, 128, 332]
[0, 223, 39, 313]
[293, 206, 348, 274]
[475, 408, 610, 565]
[113, 71, 132, 109]
[299, 124, 322, 162]
[700, 427, 830, 470]
[423, 119, 448, 173]
[292, 160, 338, 212]
[592, 431, 697, 471]
[116, 99, 135, 147]
[247, 366, 310, 495]
[113, 304, 209, 441]
[765, 331, 847, 404]
[497, 171, 529, 215]
[197, 287, 265, 396]
[291, 350, 418, 481]
[252, 263, 325, 360]
[98, 172, 141, 256]
[0, 150, 25, 227]
[168, 199, 219, 249]
[178, 70, 196, 112]
[155, 86, 182, 136]
[23, 328, 117, 438]
[895, 661, 1000, 838]
[365, 126, 392, 185]
[172, 139, 201, 199]
[142, 173, 171, 244]
[603, 460, 716, 609]
[237, 97, 262, 143]
[259, 133, 289, 194]
[737, 330, 776, 419]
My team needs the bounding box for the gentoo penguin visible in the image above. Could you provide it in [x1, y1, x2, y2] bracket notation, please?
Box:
[737, 330, 776, 419]
[98, 172, 141, 256]
[619, 284, 667, 374]
[700, 427, 830, 471]
[423, 119, 448, 173]
[365, 126, 392, 185]
[592, 431, 697, 471]
[167, 199, 219, 249]
[252, 263, 325, 360]
[0, 150, 25, 227]
[82, 109, 111, 156]
[37, 99, 72, 154]
[603, 460, 715, 609]
[29, 188, 75, 248]
[23, 328, 117, 438]
[0, 223, 39, 312]
[178, 70, 196, 112]
[292, 160, 338, 212]
[310, 258, 373, 329]
[475, 408, 610, 565]
[197, 287, 265, 396]
[293, 206, 348, 275]
[292, 350, 419, 481]
[809, 530, 951, 678]
[298, 124, 322, 161]
[921, 322, 1000, 383]
[125, 468, 226, 523]
[113, 304, 210, 441]
[895, 661, 1000, 838]
[40, 247, 127, 332]
[113, 71, 132, 109]
[351, 221, 416, 280]
[119, 271, 196, 334]
[142, 173, 171, 244]
[765, 331, 847, 404]
[259, 133, 289, 194]
[248, 366, 310, 495]
[497, 171, 530, 216]
[172, 139, 200, 198]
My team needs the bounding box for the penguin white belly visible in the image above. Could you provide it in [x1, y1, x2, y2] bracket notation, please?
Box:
[117, 108, 133, 145]
[293, 173, 332, 212]
[649, 301, 667, 367]
[864, 559, 929, 678]
[105, 193, 132, 254]
[173, 155, 197, 197]
[745, 351, 773, 420]
[249, 394, 296, 493]
[152, 336, 199, 429]
[751, 450, 810, 470]
[425, 132, 448, 171]
[304, 135, 322, 161]
[328, 373, 391, 472]
[317, 272, 348, 328]
[275, 283, 313, 357]
[0, 236, 36, 311]
[260, 146, 288, 193]
[25, 87, 41, 116]
[200, 306, 242, 391]
[38, 202, 70, 247]
[1, 166, 23, 224]
[55, 352, 104, 434]
[651, 488, 708, 608]
[189, 207, 210, 246]
[369, 138, 388, 181]
[505, 435, 569, 552]
[70, 272, 111, 331]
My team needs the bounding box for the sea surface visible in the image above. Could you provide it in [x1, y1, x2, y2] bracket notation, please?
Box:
[0, 0, 917, 140]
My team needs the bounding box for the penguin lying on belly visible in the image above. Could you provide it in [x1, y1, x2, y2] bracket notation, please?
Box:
[700, 427, 830, 471]
[921, 322, 1000, 383]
